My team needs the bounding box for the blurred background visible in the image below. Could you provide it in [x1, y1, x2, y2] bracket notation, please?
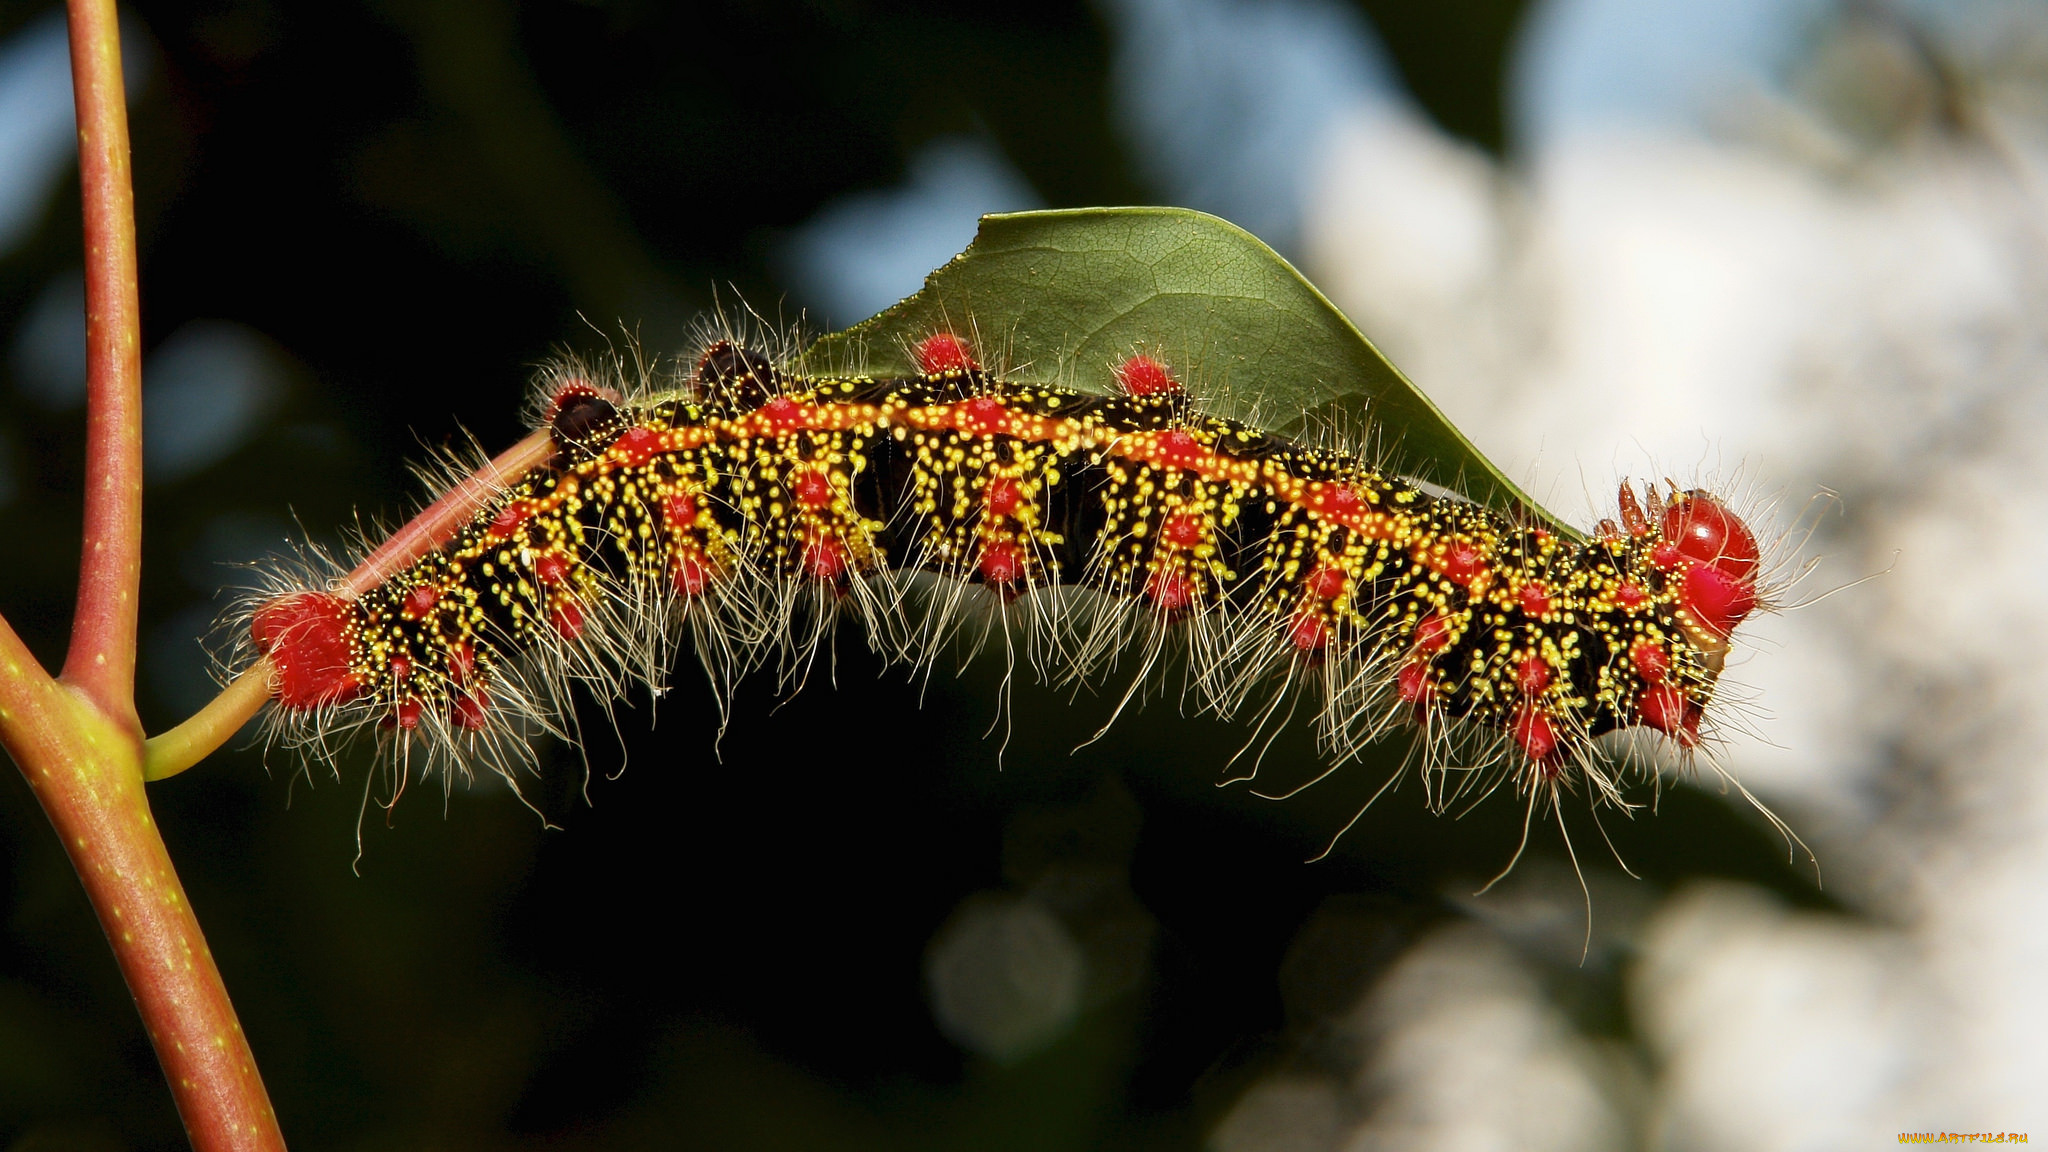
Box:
[1, 0, 2042, 1147]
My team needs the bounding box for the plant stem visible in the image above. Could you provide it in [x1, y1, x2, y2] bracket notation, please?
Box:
[144, 663, 273, 782]
[346, 428, 554, 594]
[0, 2, 291, 1146]
[61, 0, 143, 729]
[2, 674, 285, 1149]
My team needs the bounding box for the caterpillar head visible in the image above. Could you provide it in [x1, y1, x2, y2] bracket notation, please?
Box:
[544, 377, 626, 460]
[1657, 489, 1762, 656]
[1603, 484, 1763, 747]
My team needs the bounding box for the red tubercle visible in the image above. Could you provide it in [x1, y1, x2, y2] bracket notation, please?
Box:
[1518, 581, 1552, 617]
[1290, 611, 1328, 653]
[550, 597, 585, 640]
[447, 640, 476, 686]
[609, 425, 662, 467]
[1162, 513, 1205, 548]
[452, 690, 490, 732]
[1638, 684, 1700, 746]
[1156, 429, 1201, 470]
[957, 396, 1009, 439]
[389, 654, 412, 683]
[979, 541, 1022, 585]
[1516, 653, 1552, 695]
[672, 551, 711, 596]
[1308, 483, 1364, 515]
[1630, 639, 1669, 683]
[1147, 569, 1193, 612]
[1651, 543, 1682, 572]
[663, 492, 699, 527]
[1511, 706, 1559, 763]
[251, 591, 364, 709]
[1413, 612, 1450, 654]
[1615, 582, 1647, 610]
[916, 332, 978, 374]
[984, 478, 1021, 517]
[393, 697, 423, 731]
[535, 553, 571, 586]
[1438, 542, 1485, 586]
[1305, 564, 1347, 601]
[761, 396, 803, 433]
[401, 583, 440, 621]
[1116, 354, 1180, 396]
[804, 536, 848, 581]
[794, 468, 834, 510]
[488, 502, 530, 541]
[1397, 659, 1433, 704]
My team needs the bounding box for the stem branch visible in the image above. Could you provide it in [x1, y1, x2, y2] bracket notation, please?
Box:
[5, 697, 286, 1150]
[0, 4, 292, 1146]
[59, 0, 144, 727]
[347, 428, 554, 594]
[144, 662, 273, 781]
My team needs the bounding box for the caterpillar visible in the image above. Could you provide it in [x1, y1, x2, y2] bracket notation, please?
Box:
[235, 328, 1769, 823]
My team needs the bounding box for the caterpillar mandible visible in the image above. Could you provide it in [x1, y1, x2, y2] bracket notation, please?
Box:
[235, 326, 1770, 825]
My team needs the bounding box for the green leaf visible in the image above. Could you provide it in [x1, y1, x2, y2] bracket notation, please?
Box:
[803, 206, 1576, 538]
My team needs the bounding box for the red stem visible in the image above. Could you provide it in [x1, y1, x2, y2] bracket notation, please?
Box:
[0, 662, 285, 1149]
[59, 0, 143, 728]
[346, 428, 554, 595]
[0, 3, 292, 1146]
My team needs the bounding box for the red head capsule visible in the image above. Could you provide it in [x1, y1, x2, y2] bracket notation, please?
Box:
[1661, 491, 1760, 579]
[1658, 492, 1762, 645]
[1680, 563, 1758, 639]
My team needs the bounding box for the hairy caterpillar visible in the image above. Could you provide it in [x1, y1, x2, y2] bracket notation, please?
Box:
[235, 329, 1769, 825]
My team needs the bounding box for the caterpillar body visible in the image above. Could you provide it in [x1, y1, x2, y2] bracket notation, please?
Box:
[241, 331, 1765, 816]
